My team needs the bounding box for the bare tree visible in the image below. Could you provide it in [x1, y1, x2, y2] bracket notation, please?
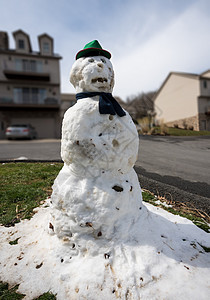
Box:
[125, 91, 156, 121]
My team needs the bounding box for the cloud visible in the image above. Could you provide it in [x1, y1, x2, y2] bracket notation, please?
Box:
[112, 1, 210, 99]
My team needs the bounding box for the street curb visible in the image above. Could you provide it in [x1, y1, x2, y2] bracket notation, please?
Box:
[0, 160, 63, 163]
[135, 168, 210, 216]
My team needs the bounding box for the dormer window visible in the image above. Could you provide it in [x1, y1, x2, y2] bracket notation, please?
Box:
[43, 42, 50, 53]
[13, 30, 32, 53]
[18, 39, 25, 49]
[38, 34, 53, 56]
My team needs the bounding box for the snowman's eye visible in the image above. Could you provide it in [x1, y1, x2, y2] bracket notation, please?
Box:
[88, 58, 94, 63]
[101, 58, 106, 63]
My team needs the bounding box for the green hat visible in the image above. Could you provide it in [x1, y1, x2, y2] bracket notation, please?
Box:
[76, 40, 111, 60]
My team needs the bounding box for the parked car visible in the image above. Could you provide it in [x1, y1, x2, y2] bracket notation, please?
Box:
[5, 124, 37, 140]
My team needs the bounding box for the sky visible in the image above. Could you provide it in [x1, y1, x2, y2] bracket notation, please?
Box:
[1, 0, 210, 100]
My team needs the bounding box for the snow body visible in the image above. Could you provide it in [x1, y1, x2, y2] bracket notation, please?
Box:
[49, 56, 143, 255]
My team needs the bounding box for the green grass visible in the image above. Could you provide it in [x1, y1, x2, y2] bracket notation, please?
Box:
[152, 126, 210, 136]
[0, 282, 25, 299]
[9, 237, 20, 245]
[0, 282, 56, 299]
[198, 243, 210, 253]
[0, 162, 63, 227]
[34, 292, 56, 300]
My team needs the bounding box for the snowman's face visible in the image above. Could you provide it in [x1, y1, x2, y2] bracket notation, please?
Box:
[70, 56, 114, 93]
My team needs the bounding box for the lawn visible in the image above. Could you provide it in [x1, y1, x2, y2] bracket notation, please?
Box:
[0, 162, 62, 227]
[0, 281, 56, 299]
[152, 126, 210, 136]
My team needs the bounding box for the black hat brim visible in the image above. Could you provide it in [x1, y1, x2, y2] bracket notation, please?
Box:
[76, 47, 111, 60]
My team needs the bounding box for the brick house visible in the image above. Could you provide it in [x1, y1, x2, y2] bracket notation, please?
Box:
[0, 29, 62, 139]
[154, 70, 210, 131]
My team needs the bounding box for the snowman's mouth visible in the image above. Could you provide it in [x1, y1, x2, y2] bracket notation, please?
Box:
[92, 77, 108, 83]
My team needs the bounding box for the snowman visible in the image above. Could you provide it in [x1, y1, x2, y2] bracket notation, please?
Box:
[49, 40, 144, 264]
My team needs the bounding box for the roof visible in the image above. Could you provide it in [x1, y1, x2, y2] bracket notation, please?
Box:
[38, 33, 53, 42]
[153, 71, 199, 101]
[200, 69, 210, 78]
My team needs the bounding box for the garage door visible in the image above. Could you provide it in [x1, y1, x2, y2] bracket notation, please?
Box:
[11, 117, 56, 138]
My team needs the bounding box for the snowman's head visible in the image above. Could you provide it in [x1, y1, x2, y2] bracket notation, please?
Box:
[70, 56, 114, 93]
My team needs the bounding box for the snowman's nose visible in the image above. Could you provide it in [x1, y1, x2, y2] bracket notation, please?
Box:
[97, 62, 103, 68]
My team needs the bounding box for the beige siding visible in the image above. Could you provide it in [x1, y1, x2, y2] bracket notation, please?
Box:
[0, 53, 61, 101]
[1, 54, 60, 84]
[47, 59, 60, 84]
[155, 74, 199, 123]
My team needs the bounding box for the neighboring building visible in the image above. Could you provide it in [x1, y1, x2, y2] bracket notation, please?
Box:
[154, 70, 210, 131]
[0, 30, 62, 139]
[60, 93, 76, 119]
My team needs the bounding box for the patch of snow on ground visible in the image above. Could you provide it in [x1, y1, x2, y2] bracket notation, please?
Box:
[13, 156, 28, 160]
[155, 199, 173, 208]
[0, 200, 210, 300]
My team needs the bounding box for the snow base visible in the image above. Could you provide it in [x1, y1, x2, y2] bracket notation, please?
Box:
[0, 201, 210, 300]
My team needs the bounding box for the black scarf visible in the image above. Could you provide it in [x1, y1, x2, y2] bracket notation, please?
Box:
[76, 92, 126, 117]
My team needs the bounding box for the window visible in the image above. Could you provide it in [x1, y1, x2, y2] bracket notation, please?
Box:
[201, 120, 207, 130]
[22, 88, 30, 103]
[31, 88, 39, 103]
[15, 59, 22, 71]
[43, 42, 50, 53]
[18, 39, 25, 49]
[14, 88, 22, 103]
[15, 59, 43, 73]
[13, 88, 46, 104]
[39, 89, 46, 103]
[203, 80, 207, 89]
[22, 60, 30, 72]
[36, 61, 43, 72]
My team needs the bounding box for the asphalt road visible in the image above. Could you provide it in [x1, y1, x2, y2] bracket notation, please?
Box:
[137, 135, 210, 185]
[0, 136, 210, 214]
[135, 135, 210, 215]
[0, 139, 61, 161]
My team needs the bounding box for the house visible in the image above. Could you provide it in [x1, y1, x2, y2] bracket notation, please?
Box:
[60, 93, 76, 119]
[154, 70, 210, 131]
[0, 30, 62, 139]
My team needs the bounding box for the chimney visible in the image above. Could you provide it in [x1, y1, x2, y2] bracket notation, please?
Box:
[0, 31, 9, 50]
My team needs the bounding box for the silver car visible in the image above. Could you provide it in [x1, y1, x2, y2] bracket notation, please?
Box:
[5, 124, 37, 140]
